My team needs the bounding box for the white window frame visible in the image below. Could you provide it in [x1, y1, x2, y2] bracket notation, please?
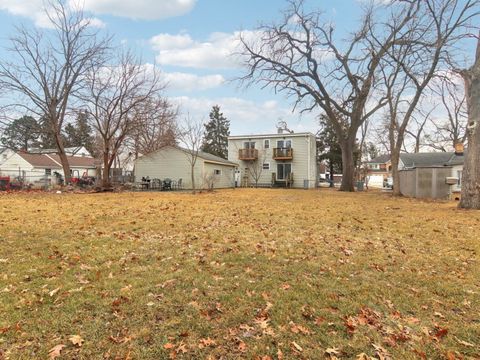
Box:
[264, 139, 270, 149]
[262, 162, 270, 170]
[213, 169, 222, 176]
[45, 168, 52, 176]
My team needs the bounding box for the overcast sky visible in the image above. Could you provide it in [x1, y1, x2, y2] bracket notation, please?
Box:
[0, 0, 474, 139]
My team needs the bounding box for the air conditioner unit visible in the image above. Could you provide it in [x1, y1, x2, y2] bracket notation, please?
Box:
[445, 177, 458, 185]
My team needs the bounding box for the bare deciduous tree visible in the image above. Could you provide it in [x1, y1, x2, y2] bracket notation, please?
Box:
[0, 0, 110, 183]
[127, 97, 178, 159]
[405, 109, 432, 153]
[424, 75, 468, 151]
[237, 0, 418, 191]
[459, 36, 480, 209]
[246, 150, 268, 188]
[378, 0, 478, 196]
[178, 116, 204, 194]
[82, 52, 165, 188]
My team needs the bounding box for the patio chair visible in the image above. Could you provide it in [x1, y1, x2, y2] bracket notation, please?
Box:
[151, 178, 162, 190]
[162, 178, 172, 191]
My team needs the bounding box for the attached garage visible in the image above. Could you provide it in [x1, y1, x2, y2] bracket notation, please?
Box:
[134, 146, 238, 190]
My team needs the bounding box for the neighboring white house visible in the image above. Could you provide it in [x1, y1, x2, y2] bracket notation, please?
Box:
[227, 131, 317, 189]
[134, 146, 238, 190]
[0, 149, 96, 185]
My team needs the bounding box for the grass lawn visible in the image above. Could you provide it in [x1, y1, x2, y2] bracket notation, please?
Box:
[0, 189, 479, 359]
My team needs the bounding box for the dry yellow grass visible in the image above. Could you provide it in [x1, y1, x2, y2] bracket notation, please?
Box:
[0, 189, 479, 359]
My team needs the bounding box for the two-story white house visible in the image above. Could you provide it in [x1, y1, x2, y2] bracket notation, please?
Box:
[228, 131, 317, 189]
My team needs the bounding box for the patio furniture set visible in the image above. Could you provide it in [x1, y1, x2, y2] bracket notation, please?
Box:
[138, 177, 183, 191]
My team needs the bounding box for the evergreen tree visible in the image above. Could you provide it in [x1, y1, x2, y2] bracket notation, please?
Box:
[1, 116, 41, 150]
[317, 113, 361, 186]
[317, 115, 343, 185]
[201, 105, 230, 159]
[64, 111, 96, 155]
[38, 117, 60, 149]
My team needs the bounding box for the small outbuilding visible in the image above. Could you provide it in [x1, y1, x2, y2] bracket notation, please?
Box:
[134, 146, 238, 190]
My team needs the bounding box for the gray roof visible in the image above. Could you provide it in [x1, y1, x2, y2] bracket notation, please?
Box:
[367, 154, 390, 164]
[366, 151, 466, 168]
[177, 146, 238, 167]
[400, 152, 455, 168]
[196, 150, 238, 166]
[445, 151, 466, 166]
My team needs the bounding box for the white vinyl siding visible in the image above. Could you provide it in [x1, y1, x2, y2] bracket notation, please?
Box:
[227, 133, 317, 188]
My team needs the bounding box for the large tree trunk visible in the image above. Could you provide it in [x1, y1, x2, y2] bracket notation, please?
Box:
[391, 149, 401, 196]
[54, 133, 71, 184]
[340, 139, 355, 192]
[459, 39, 480, 209]
[329, 161, 334, 188]
[191, 164, 196, 194]
[102, 150, 111, 189]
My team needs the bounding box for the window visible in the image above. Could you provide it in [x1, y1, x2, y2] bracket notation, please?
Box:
[2, 154, 6, 160]
[264, 139, 270, 149]
[45, 168, 52, 175]
[277, 163, 292, 180]
[457, 170, 463, 186]
[277, 139, 292, 148]
[243, 141, 256, 149]
[214, 169, 221, 175]
[262, 162, 270, 170]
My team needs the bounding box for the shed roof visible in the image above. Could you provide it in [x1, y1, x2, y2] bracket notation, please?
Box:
[136, 146, 238, 167]
[400, 152, 455, 168]
[180, 147, 238, 167]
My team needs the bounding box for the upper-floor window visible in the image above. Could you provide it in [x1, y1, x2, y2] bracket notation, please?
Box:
[262, 162, 270, 170]
[457, 170, 463, 186]
[264, 139, 270, 149]
[214, 169, 221, 176]
[244, 141, 256, 149]
[45, 168, 51, 175]
[277, 139, 291, 148]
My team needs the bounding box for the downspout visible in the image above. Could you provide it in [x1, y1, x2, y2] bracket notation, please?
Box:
[307, 135, 311, 188]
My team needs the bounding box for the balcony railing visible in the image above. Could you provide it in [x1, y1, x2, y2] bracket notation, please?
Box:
[238, 148, 258, 160]
[273, 147, 293, 160]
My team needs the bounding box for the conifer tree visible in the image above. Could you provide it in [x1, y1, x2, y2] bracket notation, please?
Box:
[201, 105, 230, 159]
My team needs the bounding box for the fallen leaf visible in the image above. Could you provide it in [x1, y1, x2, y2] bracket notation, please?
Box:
[433, 327, 448, 340]
[49, 287, 61, 297]
[237, 341, 247, 352]
[48, 344, 66, 359]
[198, 337, 216, 349]
[69, 334, 84, 347]
[281, 283, 291, 290]
[356, 354, 372, 360]
[291, 341, 303, 352]
[326, 347, 340, 355]
[163, 343, 175, 350]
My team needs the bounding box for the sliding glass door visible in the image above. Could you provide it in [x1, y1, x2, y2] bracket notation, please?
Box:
[277, 163, 292, 180]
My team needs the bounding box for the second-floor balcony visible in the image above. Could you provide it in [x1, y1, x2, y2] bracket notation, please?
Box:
[273, 147, 293, 160]
[238, 148, 258, 160]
